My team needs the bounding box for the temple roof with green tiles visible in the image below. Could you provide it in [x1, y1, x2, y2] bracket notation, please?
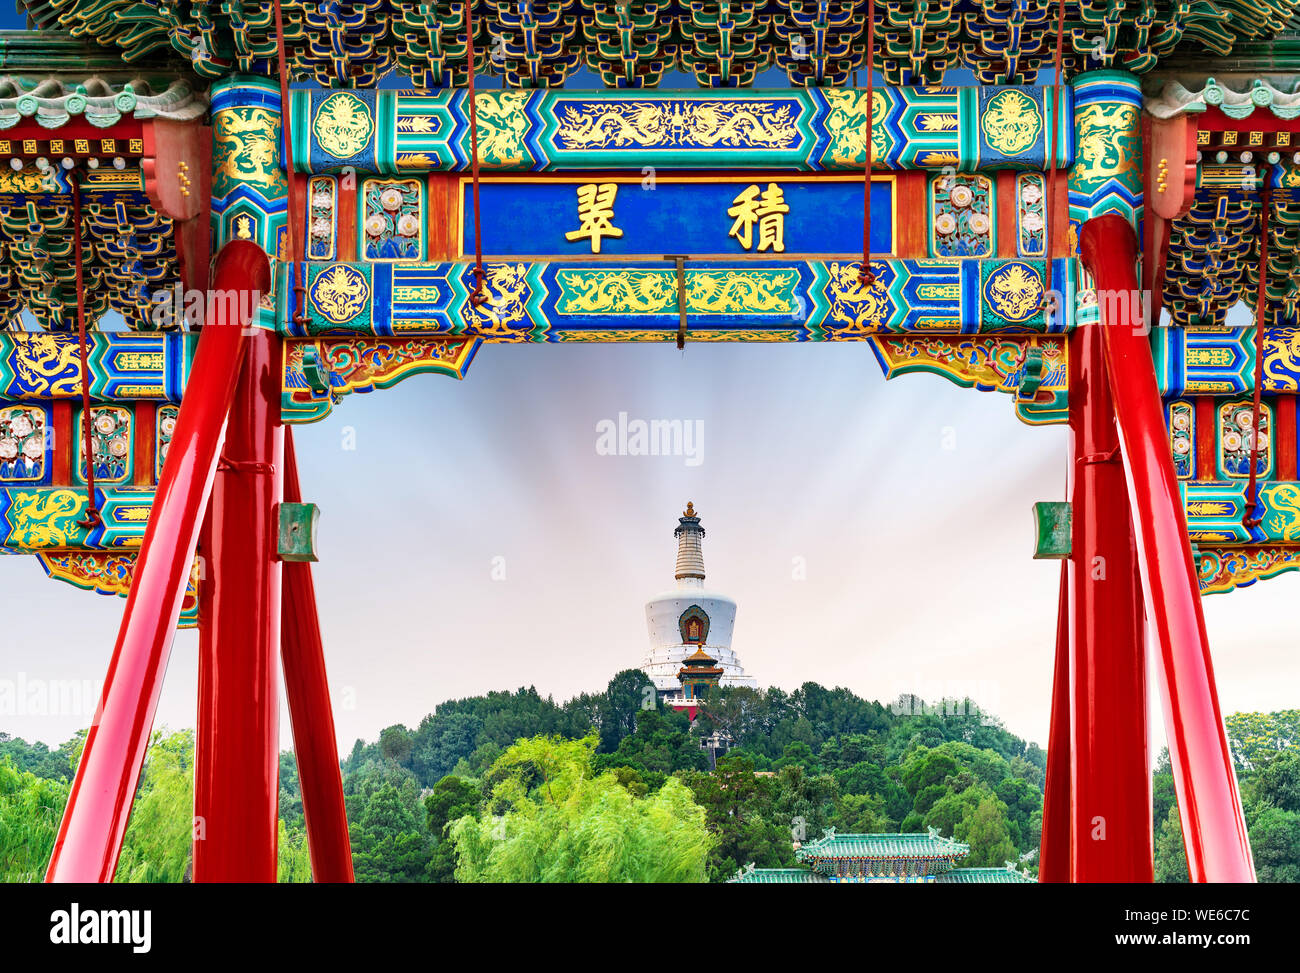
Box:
[16, 0, 1300, 88]
[729, 829, 1035, 883]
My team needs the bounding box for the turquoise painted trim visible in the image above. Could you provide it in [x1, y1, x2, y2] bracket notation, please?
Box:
[286, 86, 1077, 175]
[282, 257, 1075, 339]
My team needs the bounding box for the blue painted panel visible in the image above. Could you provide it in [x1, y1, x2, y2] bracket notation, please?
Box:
[461, 177, 894, 258]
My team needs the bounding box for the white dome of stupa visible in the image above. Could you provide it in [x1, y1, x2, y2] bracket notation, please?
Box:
[641, 502, 758, 694]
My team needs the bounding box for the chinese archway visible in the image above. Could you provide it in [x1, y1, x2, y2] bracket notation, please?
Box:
[1, 0, 1297, 884]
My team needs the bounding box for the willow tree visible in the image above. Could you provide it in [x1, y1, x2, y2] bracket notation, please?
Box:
[450, 733, 712, 882]
[0, 757, 68, 882]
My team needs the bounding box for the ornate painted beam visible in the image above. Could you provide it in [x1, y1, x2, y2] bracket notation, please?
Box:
[287, 85, 1075, 173]
[36, 551, 200, 626]
[284, 257, 1077, 340]
[0, 331, 194, 401]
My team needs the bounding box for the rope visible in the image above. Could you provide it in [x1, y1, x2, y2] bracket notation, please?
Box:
[71, 173, 102, 530]
[1244, 169, 1272, 530]
[859, 0, 875, 288]
[464, 0, 487, 306]
[272, 0, 307, 326]
[1042, 0, 1066, 323]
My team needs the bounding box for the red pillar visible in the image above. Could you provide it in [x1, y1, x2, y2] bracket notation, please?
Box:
[1066, 312, 1152, 881]
[46, 241, 269, 883]
[193, 328, 284, 882]
[281, 428, 355, 882]
[1084, 212, 1256, 882]
[1038, 562, 1072, 882]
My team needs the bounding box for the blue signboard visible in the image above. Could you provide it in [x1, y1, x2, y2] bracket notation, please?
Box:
[460, 176, 894, 259]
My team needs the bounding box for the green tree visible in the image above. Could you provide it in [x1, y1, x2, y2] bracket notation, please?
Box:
[348, 783, 433, 883]
[832, 792, 891, 833]
[1154, 804, 1189, 883]
[378, 725, 415, 766]
[597, 707, 707, 775]
[1247, 805, 1300, 883]
[277, 821, 313, 883]
[1225, 710, 1300, 770]
[1250, 750, 1300, 813]
[0, 755, 69, 881]
[115, 730, 196, 883]
[962, 795, 1017, 867]
[679, 753, 792, 881]
[596, 669, 656, 753]
[450, 734, 712, 882]
[900, 748, 959, 797]
[1152, 748, 1177, 829]
[424, 775, 481, 882]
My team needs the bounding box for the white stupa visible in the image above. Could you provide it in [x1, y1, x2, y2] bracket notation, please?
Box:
[642, 502, 758, 696]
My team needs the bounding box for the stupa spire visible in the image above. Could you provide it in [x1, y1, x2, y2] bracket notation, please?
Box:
[674, 501, 706, 582]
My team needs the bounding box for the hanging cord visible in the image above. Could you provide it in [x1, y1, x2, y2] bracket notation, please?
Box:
[1041, 0, 1066, 324]
[71, 172, 102, 530]
[273, 0, 308, 327]
[859, 0, 876, 288]
[1244, 170, 1272, 530]
[464, 0, 488, 306]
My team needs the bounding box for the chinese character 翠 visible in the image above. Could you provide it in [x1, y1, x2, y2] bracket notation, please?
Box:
[565, 182, 623, 253]
[728, 183, 789, 253]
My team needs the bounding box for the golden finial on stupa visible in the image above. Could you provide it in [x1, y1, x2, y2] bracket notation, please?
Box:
[684, 501, 696, 518]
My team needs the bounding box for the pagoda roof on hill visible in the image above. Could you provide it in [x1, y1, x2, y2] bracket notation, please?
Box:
[796, 829, 969, 863]
[935, 865, 1035, 883]
[729, 861, 1034, 883]
[730, 866, 829, 884]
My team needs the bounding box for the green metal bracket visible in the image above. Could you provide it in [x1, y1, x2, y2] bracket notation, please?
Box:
[1032, 501, 1071, 559]
[301, 344, 332, 396]
[1017, 347, 1046, 401]
[278, 502, 320, 563]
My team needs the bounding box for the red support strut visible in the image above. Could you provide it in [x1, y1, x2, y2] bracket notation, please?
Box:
[46, 241, 270, 883]
[1066, 311, 1151, 882]
[280, 429, 355, 882]
[1038, 561, 1072, 882]
[194, 327, 285, 882]
[1083, 212, 1256, 883]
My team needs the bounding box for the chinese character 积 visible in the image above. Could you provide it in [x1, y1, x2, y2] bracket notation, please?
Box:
[565, 182, 623, 253]
[728, 183, 790, 253]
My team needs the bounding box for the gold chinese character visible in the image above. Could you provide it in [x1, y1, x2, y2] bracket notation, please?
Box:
[565, 182, 622, 253]
[728, 183, 789, 253]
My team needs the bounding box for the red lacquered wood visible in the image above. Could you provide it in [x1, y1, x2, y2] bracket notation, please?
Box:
[193, 327, 284, 883]
[1085, 213, 1256, 883]
[996, 171, 1017, 259]
[1196, 397, 1217, 481]
[52, 401, 71, 485]
[281, 429, 355, 882]
[894, 171, 926, 258]
[133, 402, 155, 487]
[1276, 396, 1297, 481]
[1039, 560, 1072, 882]
[45, 240, 269, 883]
[1067, 313, 1152, 882]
